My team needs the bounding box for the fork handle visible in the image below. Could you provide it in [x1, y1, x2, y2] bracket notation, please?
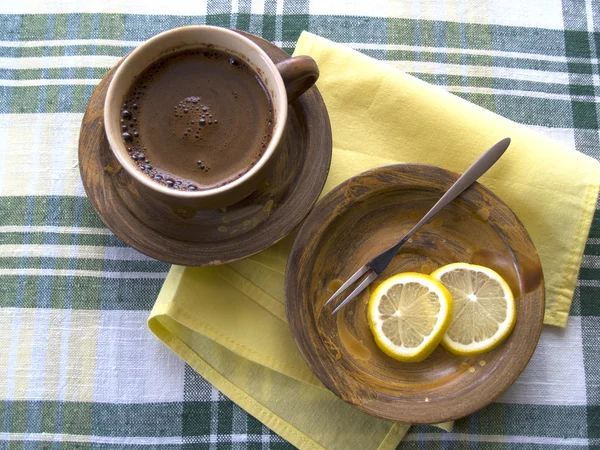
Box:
[369, 137, 511, 273]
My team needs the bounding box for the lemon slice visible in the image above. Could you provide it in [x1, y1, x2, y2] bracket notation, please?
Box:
[431, 263, 516, 355]
[367, 273, 453, 362]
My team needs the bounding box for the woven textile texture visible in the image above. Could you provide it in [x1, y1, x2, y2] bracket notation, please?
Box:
[0, 0, 599, 448]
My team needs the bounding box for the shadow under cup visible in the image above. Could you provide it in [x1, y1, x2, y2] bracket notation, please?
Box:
[103, 120, 293, 244]
[103, 26, 318, 243]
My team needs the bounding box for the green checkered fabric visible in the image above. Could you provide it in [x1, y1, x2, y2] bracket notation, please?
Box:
[0, 0, 599, 448]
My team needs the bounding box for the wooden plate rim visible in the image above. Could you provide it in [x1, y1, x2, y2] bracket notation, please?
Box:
[285, 163, 545, 423]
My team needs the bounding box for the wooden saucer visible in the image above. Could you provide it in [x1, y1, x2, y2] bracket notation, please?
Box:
[79, 31, 332, 266]
[285, 164, 545, 424]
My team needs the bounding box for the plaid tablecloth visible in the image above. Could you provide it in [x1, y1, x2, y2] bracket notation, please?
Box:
[0, 0, 599, 448]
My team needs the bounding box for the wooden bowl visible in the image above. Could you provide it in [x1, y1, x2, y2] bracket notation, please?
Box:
[285, 164, 545, 424]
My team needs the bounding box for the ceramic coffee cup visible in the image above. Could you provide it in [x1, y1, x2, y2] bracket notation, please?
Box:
[103, 26, 318, 240]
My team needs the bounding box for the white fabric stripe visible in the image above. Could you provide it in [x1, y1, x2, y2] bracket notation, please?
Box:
[0, 55, 120, 69]
[578, 279, 600, 287]
[50, 92, 77, 198]
[55, 307, 72, 405]
[581, 254, 600, 268]
[0, 103, 8, 200]
[0, 226, 110, 235]
[2, 54, 596, 87]
[584, 0, 600, 96]
[1, 38, 596, 67]
[403, 433, 591, 445]
[1, 107, 47, 401]
[0, 309, 184, 404]
[0, 432, 181, 445]
[26, 111, 45, 199]
[308, 0, 565, 30]
[209, 385, 220, 450]
[588, 238, 600, 244]
[0, 113, 83, 197]
[27, 308, 51, 401]
[0, 432, 286, 445]
[0, 244, 155, 261]
[93, 310, 185, 404]
[0, 39, 595, 64]
[445, 85, 598, 102]
[501, 317, 586, 405]
[0, 39, 143, 48]
[0, 269, 167, 278]
[262, 431, 271, 448]
[275, 0, 284, 45]
[232, 400, 248, 442]
[0, 0, 208, 15]
[583, 0, 600, 100]
[250, 0, 264, 15]
[457, 2, 470, 89]
[0, 0, 563, 30]
[1, 431, 591, 446]
[230, 0, 239, 29]
[3, 308, 22, 409]
[522, 125, 577, 149]
[347, 43, 599, 64]
[387, 60, 600, 86]
[0, 79, 101, 86]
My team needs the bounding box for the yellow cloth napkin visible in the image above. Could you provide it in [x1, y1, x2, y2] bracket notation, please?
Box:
[149, 32, 600, 449]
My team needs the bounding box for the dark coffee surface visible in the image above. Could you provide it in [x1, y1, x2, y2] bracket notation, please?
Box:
[120, 48, 274, 191]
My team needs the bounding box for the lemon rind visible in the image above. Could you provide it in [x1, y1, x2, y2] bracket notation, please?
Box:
[367, 273, 453, 362]
[431, 263, 516, 356]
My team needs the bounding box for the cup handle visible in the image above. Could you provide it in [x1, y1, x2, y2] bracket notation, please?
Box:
[275, 56, 319, 103]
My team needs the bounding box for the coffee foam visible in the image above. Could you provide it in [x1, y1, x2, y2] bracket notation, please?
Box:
[120, 48, 275, 191]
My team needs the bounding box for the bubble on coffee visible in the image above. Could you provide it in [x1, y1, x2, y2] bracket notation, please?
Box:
[120, 48, 275, 191]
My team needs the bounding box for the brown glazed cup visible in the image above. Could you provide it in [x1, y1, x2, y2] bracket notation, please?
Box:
[104, 26, 318, 240]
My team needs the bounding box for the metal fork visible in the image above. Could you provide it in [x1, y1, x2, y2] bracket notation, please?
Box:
[325, 137, 512, 315]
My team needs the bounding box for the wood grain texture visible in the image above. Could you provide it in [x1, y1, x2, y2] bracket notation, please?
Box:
[78, 31, 332, 266]
[285, 164, 545, 424]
